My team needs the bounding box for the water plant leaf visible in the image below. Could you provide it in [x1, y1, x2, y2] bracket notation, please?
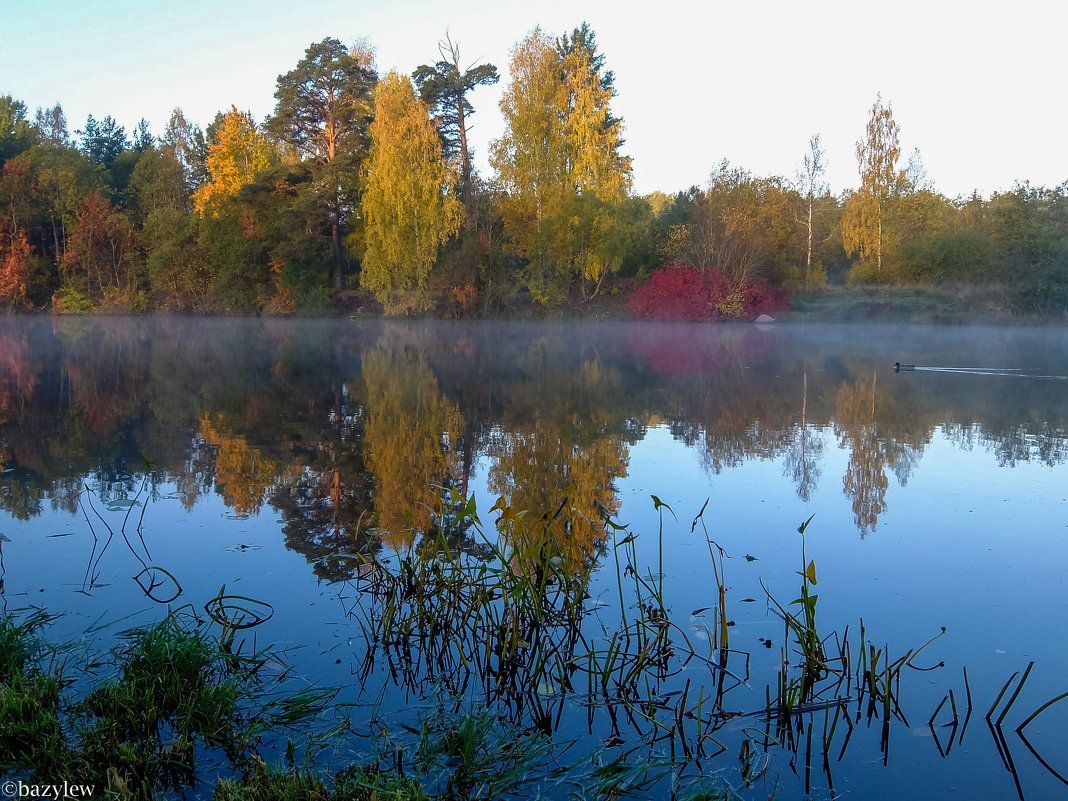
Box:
[797, 514, 816, 535]
[650, 494, 676, 518]
[690, 498, 709, 532]
[204, 587, 275, 630]
[806, 560, 818, 585]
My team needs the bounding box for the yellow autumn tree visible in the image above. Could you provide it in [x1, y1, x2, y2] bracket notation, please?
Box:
[491, 24, 631, 303]
[360, 72, 463, 312]
[842, 94, 903, 282]
[192, 107, 274, 216]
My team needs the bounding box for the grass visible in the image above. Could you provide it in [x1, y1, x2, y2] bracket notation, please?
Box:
[0, 610, 343, 798]
[785, 284, 1021, 323]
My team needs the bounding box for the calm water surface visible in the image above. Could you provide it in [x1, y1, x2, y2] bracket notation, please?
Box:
[1, 317, 1066, 799]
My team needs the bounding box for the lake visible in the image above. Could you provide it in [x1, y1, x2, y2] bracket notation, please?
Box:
[1, 316, 1066, 799]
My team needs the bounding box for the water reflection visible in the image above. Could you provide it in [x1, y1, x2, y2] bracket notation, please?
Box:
[1, 318, 1066, 561]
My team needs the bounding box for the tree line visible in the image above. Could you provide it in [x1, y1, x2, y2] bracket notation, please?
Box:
[1, 25, 1066, 316]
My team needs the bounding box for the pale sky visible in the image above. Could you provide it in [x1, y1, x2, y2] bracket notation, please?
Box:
[3, 0, 1065, 199]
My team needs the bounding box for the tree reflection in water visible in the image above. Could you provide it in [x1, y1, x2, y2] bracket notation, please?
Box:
[0, 317, 1064, 564]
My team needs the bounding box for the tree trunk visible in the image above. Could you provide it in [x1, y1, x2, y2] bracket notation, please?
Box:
[457, 100, 475, 233]
[331, 206, 344, 292]
[877, 204, 883, 278]
[806, 196, 813, 285]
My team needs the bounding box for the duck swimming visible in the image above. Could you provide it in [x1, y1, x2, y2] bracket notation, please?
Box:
[894, 362, 915, 372]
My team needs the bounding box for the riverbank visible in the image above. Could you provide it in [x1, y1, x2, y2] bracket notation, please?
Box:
[13, 284, 1067, 325]
[779, 285, 1046, 324]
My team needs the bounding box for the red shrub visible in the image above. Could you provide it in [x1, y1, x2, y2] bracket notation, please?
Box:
[627, 264, 787, 321]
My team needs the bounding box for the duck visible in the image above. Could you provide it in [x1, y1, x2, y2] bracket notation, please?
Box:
[894, 362, 915, 372]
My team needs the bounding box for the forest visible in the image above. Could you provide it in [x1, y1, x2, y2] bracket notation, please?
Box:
[1, 24, 1067, 318]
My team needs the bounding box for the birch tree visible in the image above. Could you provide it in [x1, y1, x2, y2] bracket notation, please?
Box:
[360, 72, 463, 312]
[491, 24, 631, 303]
[797, 133, 827, 286]
[842, 94, 902, 280]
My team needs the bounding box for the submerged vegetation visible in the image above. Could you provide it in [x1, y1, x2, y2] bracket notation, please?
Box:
[4, 490, 1065, 799]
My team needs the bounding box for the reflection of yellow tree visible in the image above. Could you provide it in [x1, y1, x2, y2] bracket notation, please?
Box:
[488, 421, 628, 564]
[199, 413, 277, 516]
[834, 370, 932, 534]
[362, 344, 462, 547]
[834, 375, 888, 534]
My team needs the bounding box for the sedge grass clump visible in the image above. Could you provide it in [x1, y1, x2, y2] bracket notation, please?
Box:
[0, 612, 69, 777]
[66, 618, 244, 794]
[0, 672, 68, 776]
[0, 611, 340, 798]
[213, 762, 428, 801]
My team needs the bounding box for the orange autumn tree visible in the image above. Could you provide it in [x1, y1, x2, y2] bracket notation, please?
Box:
[0, 160, 34, 308]
[0, 227, 32, 308]
[193, 107, 274, 217]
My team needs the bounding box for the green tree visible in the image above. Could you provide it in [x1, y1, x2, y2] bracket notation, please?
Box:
[132, 119, 154, 152]
[129, 146, 189, 223]
[491, 24, 631, 303]
[413, 34, 498, 231]
[842, 94, 902, 280]
[160, 108, 208, 192]
[270, 37, 378, 293]
[360, 72, 463, 312]
[77, 114, 128, 167]
[491, 28, 569, 299]
[33, 104, 71, 147]
[18, 139, 101, 273]
[666, 162, 800, 291]
[0, 96, 32, 163]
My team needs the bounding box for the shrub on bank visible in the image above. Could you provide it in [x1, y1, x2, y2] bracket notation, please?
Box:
[627, 264, 787, 321]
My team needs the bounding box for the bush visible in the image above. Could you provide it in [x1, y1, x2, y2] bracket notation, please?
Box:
[627, 264, 787, 321]
[51, 283, 93, 314]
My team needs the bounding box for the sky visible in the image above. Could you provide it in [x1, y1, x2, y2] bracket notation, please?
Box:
[3, 0, 1066, 199]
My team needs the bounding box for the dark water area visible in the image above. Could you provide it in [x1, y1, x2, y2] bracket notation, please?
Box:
[1, 316, 1067, 799]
